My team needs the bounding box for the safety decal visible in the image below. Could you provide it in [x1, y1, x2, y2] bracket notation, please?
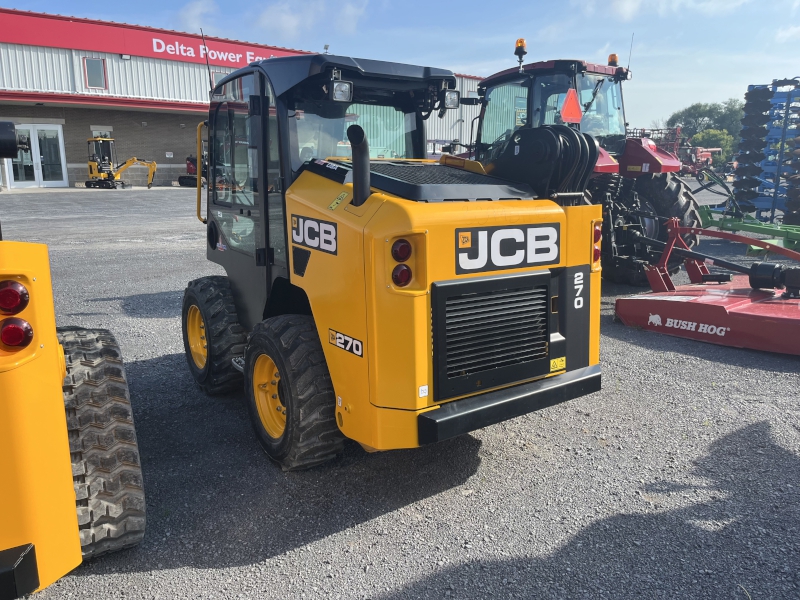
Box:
[550, 357, 566, 372]
[455, 223, 560, 274]
[292, 215, 337, 255]
[329, 329, 363, 357]
[328, 192, 348, 211]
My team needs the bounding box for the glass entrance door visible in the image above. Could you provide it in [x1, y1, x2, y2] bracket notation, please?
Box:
[3, 124, 68, 188]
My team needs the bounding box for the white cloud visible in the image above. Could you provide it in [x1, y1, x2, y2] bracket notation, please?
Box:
[575, 0, 750, 21]
[336, 0, 369, 35]
[179, 0, 217, 33]
[777, 25, 800, 42]
[258, 0, 325, 40]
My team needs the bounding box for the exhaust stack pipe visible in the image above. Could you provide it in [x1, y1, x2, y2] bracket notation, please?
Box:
[347, 125, 370, 207]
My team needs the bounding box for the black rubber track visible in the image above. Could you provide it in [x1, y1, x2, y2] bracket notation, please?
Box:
[57, 327, 146, 559]
[182, 276, 247, 395]
[244, 315, 345, 471]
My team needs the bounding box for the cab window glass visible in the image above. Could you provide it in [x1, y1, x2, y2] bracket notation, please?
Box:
[266, 81, 288, 278]
[480, 78, 528, 146]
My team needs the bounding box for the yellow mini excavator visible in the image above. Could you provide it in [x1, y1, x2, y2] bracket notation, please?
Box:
[86, 137, 157, 189]
[0, 122, 145, 598]
[182, 54, 603, 471]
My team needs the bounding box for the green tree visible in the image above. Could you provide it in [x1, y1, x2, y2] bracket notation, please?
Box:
[690, 128, 735, 166]
[666, 98, 743, 140]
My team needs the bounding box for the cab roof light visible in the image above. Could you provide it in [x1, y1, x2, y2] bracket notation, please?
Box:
[514, 38, 527, 73]
[608, 53, 619, 67]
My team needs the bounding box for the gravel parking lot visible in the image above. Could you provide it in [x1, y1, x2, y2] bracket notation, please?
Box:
[3, 186, 798, 599]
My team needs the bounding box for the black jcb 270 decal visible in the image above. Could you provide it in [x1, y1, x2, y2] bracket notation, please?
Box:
[292, 215, 337, 255]
[328, 329, 363, 357]
[455, 223, 560, 274]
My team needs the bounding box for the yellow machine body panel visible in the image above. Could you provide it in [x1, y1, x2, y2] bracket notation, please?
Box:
[285, 168, 601, 450]
[0, 242, 82, 593]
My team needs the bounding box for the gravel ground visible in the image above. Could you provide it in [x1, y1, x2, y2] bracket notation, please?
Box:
[3, 185, 798, 599]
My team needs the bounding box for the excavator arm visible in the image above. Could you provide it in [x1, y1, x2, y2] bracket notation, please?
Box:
[114, 158, 157, 188]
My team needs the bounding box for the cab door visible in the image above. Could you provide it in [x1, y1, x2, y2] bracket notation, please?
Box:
[207, 72, 268, 330]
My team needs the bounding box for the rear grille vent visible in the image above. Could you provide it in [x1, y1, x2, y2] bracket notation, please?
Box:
[444, 286, 548, 377]
[432, 272, 552, 401]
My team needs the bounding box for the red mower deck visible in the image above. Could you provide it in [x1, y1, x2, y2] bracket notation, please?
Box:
[615, 220, 800, 356]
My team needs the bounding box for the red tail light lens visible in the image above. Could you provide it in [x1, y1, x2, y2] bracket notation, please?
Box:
[391, 264, 412, 287]
[1, 318, 33, 347]
[391, 239, 412, 262]
[593, 247, 602, 263]
[593, 225, 602, 244]
[0, 281, 29, 315]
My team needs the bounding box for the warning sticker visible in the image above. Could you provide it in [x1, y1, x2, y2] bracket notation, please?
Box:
[550, 356, 566, 372]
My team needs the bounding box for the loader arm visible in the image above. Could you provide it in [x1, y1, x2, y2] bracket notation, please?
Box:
[114, 158, 157, 188]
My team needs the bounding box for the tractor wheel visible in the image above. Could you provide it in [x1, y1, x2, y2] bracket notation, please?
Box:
[57, 327, 146, 559]
[635, 172, 703, 247]
[244, 315, 345, 471]
[181, 276, 247, 395]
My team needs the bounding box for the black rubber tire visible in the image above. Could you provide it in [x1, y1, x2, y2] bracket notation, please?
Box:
[181, 276, 247, 395]
[57, 327, 145, 559]
[244, 315, 345, 471]
[635, 172, 703, 247]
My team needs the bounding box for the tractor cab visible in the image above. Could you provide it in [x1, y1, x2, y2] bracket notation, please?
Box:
[87, 137, 117, 174]
[475, 55, 629, 164]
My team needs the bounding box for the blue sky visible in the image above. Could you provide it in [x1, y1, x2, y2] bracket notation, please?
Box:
[9, 0, 800, 125]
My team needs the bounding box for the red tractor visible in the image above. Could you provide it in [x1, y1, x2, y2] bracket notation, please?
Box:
[462, 43, 701, 285]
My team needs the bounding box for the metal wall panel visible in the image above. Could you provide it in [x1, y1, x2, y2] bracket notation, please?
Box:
[425, 76, 481, 151]
[0, 43, 75, 92]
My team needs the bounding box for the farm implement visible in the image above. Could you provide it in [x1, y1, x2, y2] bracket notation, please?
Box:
[615, 218, 800, 356]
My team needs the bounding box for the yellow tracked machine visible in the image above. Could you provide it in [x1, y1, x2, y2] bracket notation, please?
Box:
[182, 55, 602, 470]
[86, 136, 157, 189]
[0, 122, 145, 598]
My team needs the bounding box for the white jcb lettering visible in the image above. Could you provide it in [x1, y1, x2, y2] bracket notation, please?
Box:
[491, 229, 525, 266]
[528, 226, 558, 263]
[319, 223, 337, 253]
[458, 231, 488, 270]
[292, 218, 304, 243]
[303, 220, 319, 248]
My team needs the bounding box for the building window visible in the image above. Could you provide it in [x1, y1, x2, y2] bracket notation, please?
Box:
[212, 72, 228, 87]
[84, 58, 107, 89]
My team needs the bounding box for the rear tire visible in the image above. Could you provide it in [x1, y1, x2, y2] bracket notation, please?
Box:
[244, 315, 345, 471]
[181, 276, 247, 395]
[57, 327, 146, 559]
[635, 172, 703, 248]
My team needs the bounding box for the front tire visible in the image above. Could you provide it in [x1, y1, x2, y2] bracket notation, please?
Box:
[58, 327, 146, 559]
[181, 276, 247, 394]
[244, 315, 344, 471]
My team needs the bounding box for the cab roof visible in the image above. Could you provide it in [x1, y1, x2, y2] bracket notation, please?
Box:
[480, 59, 626, 89]
[217, 54, 457, 97]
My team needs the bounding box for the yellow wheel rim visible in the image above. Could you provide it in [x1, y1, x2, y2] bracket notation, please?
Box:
[186, 305, 208, 369]
[253, 353, 285, 439]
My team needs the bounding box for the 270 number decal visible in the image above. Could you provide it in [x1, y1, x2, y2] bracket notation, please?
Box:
[328, 329, 363, 357]
[574, 272, 584, 309]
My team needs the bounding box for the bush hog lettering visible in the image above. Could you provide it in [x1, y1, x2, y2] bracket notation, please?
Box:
[663, 317, 729, 336]
[292, 215, 337, 254]
[456, 224, 560, 274]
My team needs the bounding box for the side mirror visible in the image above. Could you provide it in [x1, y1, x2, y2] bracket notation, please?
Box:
[0, 121, 20, 159]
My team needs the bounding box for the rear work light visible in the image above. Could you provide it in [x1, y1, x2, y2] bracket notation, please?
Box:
[0, 280, 29, 315]
[1, 318, 33, 348]
[391, 239, 412, 262]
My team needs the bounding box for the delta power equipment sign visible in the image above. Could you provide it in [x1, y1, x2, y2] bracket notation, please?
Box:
[0, 9, 306, 68]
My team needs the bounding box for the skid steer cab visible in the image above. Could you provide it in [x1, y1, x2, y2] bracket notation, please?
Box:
[181, 54, 602, 471]
[0, 122, 145, 599]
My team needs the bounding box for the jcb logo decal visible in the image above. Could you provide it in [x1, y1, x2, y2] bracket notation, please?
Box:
[292, 214, 337, 255]
[455, 223, 560, 274]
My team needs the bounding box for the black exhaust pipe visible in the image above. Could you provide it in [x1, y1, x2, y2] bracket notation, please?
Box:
[347, 124, 370, 207]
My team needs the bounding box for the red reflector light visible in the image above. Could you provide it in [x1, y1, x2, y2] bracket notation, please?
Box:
[391, 239, 412, 262]
[593, 225, 602, 244]
[1, 318, 33, 347]
[391, 264, 412, 287]
[0, 280, 29, 315]
[593, 247, 602, 263]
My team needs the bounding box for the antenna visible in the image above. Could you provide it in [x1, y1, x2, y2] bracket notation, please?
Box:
[627, 32, 635, 70]
[200, 28, 213, 94]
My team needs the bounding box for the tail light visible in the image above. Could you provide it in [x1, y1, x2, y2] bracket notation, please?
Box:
[0, 280, 29, 315]
[391, 239, 412, 262]
[392, 264, 412, 287]
[592, 221, 602, 271]
[1, 318, 33, 348]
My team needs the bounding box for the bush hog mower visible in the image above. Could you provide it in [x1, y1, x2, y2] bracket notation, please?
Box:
[458, 41, 702, 286]
[615, 218, 800, 356]
[182, 54, 603, 470]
